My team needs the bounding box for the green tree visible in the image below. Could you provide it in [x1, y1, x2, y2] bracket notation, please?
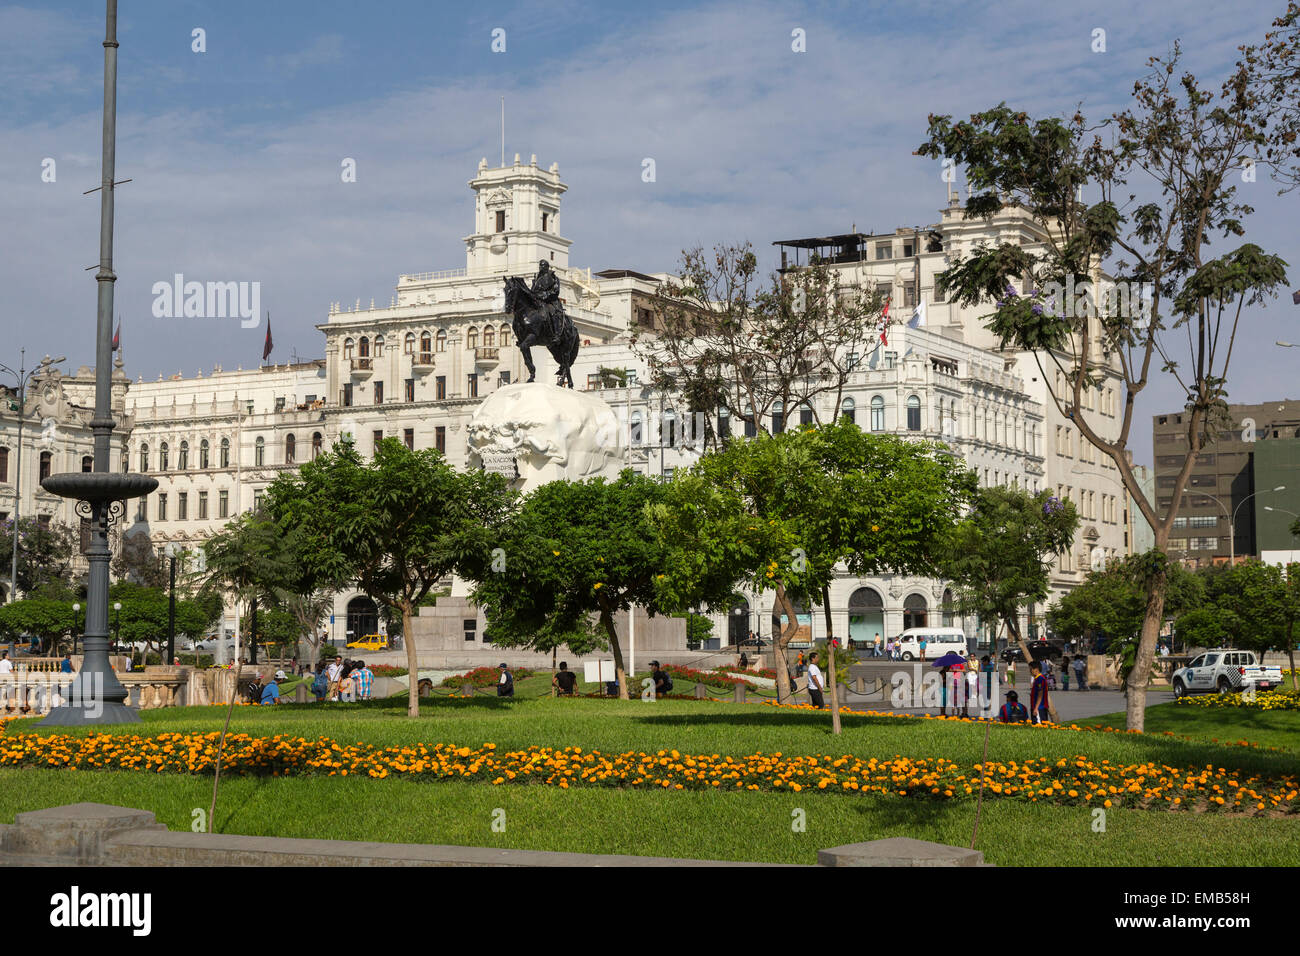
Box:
[943, 487, 1077, 717]
[200, 512, 291, 663]
[0, 517, 80, 598]
[108, 581, 213, 659]
[467, 472, 693, 701]
[654, 420, 974, 709]
[0, 597, 74, 650]
[1200, 559, 1287, 655]
[1173, 606, 1244, 650]
[915, 47, 1290, 729]
[269, 438, 514, 716]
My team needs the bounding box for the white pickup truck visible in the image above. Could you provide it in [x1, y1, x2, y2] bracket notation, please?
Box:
[1171, 649, 1285, 697]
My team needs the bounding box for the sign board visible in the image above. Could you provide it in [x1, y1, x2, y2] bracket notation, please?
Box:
[788, 624, 814, 649]
[480, 451, 518, 478]
[583, 660, 615, 683]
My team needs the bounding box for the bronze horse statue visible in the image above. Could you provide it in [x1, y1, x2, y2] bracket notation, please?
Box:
[503, 274, 579, 388]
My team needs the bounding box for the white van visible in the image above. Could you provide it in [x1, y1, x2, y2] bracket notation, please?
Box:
[894, 627, 967, 661]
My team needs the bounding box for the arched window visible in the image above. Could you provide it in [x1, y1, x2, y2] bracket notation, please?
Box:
[500, 324, 511, 347]
[840, 397, 855, 424]
[483, 326, 495, 347]
[312, 432, 323, 459]
[743, 405, 756, 438]
[255, 436, 265, 467]
[343, 338, 354, 361]
[436, 330, 446, 352]
[664, 408, 677, 447]
[285, 434, 296, 464]
[39, 451, 52, 481]
[799, 405, 814, 426]
[906, 395, 921, 431]
[870, 395, 885, 431]
[138, 443, 149, 472]
[771, 401, 785, 434]
[82, 455, 93, 473]
[903, 593, 929, 630]
[120, 451, 128, 473]
[199, 439, 210, 469]
[404, 332, 416, 354]
[467, 327, 478, 349]
[220, 437, 230, 468]
[358, 336, 370, 358]
[178, 441, 189, 469]
[159, 442, 169, 471]
[420, 331, 432, 355]
[630, 411, 643, 445]
[374, 335, 384, 357]
[941, 588, 955, 627]
[717, 406, 730, 438]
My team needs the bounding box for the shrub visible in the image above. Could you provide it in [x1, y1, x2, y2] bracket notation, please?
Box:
[178, 653, 215, 669]
[443, 666, 534, 689]
[371, 665, 408, 678]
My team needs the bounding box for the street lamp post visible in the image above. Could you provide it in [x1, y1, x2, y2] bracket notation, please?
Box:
[113, 601, 121, 654]
[1, 351, 66, 604]
[39, 0, 157, 726]
[71, 602, 80, 656]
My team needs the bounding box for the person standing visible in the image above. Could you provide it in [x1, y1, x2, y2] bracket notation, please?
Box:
[1073, 654, 1088, 691]
[1029, 662, 1050, 724]
[1005, 659, 1016, 689]
[326, 657, 343, 701]
[61, 654, 74, 674]
[919, 638, 928, 662]
[796, 650, 805, 677]
[0, 651, 12, 675]
[353, 661, 374, 700]
[1061, 655, 1072, 692]
[874, 633, 883, 658]
[497, 662, 515, 697]
[805, 652, 825, 709]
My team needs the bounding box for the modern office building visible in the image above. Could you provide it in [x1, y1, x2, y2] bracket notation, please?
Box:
[1152, 400, 1300, 566]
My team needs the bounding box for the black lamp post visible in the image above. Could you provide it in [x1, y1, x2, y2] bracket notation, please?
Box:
[113, 601, 121, 655]
[40, 0, 156, 725]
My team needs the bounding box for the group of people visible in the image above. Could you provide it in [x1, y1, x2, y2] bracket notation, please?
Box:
[998, 661, 1057, 723]
[304, 658, 374, 703]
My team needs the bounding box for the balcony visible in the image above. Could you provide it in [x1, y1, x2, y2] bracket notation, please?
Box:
[474, 347, 500, 366]
[412, 352, 435, 372]
[349, 358, 373, 376]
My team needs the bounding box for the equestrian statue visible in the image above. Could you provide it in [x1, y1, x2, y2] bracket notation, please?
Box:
[503, 260, 580, 388]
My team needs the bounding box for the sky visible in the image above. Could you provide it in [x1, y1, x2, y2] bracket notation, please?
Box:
[2, 0, 1297, 467]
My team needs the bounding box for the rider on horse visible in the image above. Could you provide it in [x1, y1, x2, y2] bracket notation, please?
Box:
[530, 259, 561, 338]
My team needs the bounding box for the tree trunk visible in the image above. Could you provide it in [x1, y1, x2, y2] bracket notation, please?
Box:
[1125, 568, 1168, 732]
[1287, 622, 1297, 693]
[1007, 613, 1057, 721]
[599, 606, 629, 700]
[402, 602, 419, 718]
[772, 582, 801, 703]
[822, 584, 841, 733]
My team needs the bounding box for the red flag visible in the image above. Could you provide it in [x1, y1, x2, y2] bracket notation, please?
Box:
[880, 327, 888, 346]
[262, 315, 273, 362]
[879, 298, 890, 345]
[112, 317, 121, 351]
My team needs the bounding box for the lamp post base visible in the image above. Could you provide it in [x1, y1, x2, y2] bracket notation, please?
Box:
[40, 701, 141, 726]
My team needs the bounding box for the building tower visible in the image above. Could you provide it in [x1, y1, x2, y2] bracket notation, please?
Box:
[463, 154, 571, 274]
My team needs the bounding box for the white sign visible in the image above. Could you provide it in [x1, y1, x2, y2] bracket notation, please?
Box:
[480, 450, 518, 478]
[583, 660, 615, 683]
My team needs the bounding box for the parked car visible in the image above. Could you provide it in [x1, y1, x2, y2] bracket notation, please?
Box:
[895, 627, 967, 661]
[1000, 640, 1063, 663]
[1171, 650, 1284, 697]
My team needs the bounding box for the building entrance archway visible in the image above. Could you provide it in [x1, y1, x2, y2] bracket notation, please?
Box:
[847, 587, 884, 649]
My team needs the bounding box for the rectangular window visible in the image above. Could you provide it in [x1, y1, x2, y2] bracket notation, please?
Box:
[467, 375, 478, 399]
[158, 493, 168, 521]
[541, 212, 548, 232]
[464, 618, 476, 642]
[435, 376, 446, 400]
[0, 447, 7, 483]
[275, 397, 286, 412]
[198, 491, 208, 520]
[404, 428, 414, 450]
[499, 371, 511, 387]
[219, 490, 229, 518]
[178, 492, 188, 521]
[341, 383, 353, 407]
[404, 378, 415, 403]
[587, 374, 600, 390]
[883, 351, 897, 369]
[373, 430, 383, 454]
[902, 239, 916, 258]
[903, 285, 916, 308]
[875, 242, 892, 260]
[1190, 515, 1217, 528]
[373, 381, 384, 405]
[435, 426, 446, 454]
[495, 210, 505, 232]
[253, 490, 264, 512]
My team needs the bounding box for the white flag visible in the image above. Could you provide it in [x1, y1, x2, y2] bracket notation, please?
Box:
[908, 299, 927, 328]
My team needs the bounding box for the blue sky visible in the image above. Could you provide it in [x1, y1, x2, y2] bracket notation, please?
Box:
[2, 0, 1296, 466]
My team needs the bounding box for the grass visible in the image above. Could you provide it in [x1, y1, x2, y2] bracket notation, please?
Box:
[3, 692, 1298, 865]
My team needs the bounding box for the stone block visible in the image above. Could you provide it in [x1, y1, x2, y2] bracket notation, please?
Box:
[2, 802, 165, 864]
[817, 837, 986, 867]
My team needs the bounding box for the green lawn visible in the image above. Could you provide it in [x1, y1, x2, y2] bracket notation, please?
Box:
[3, 692, 1298, 866]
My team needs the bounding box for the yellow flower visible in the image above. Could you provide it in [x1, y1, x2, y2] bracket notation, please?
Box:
[593, 582, 603, 589]
[871, 525, 879, 532]
[552, 550, 560, 556]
